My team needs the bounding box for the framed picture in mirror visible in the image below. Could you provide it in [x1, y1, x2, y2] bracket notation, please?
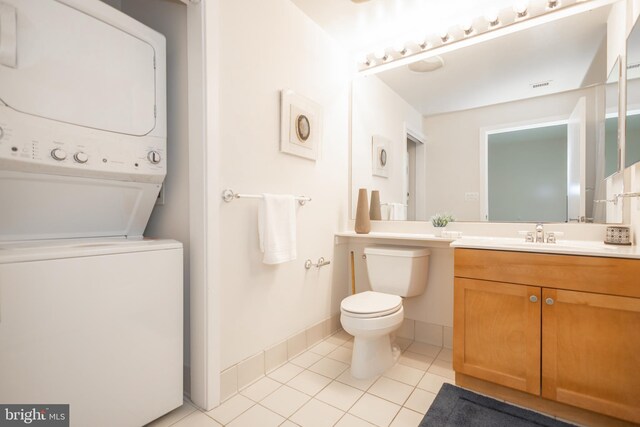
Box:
[280, 89, 322, 161]
[372, 135, 390, 177]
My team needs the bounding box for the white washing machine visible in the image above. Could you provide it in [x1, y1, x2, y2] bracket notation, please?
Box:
[0, 0, 183, 425]
[0, 238, 183, 427]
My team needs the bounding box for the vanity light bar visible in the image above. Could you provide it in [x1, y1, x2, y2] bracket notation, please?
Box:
[357, 0, 611, 73]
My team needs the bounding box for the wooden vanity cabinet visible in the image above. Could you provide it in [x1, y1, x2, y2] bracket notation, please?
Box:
[453, 248, 640, 425]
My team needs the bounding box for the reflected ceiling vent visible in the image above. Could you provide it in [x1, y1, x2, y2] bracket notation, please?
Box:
[530, 80, 552, 89]
[408, 56, 444, 73]
[628, 62, 640, 70]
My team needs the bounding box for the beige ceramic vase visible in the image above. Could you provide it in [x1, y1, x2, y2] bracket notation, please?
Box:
[355, 188, 371, 234]
[369, 190, 382, 221]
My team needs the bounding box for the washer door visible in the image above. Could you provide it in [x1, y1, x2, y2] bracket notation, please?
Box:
[0, 0, 156, 136]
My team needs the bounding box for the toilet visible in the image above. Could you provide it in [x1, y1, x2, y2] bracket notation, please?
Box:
[340, 246, 430, 379]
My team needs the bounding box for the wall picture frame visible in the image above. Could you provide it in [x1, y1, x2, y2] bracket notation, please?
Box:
[372, 135, 390, 177]
[280, 89, 322, 161]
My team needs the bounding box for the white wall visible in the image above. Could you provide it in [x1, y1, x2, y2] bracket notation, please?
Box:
[423, 86, 600, 222]
[112, 0, 192, 394]
[352, 76, 423, 217]
[216, 0, 351, 370]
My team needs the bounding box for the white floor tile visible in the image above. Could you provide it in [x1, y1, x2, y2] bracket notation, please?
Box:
[436, 348, 453, 363]
[403, 388, 437, 414]
[287, 370, 332, 396]
[383, 363, 425, 387]
[290, 399, 345, 427]
[268, 362, 304, 384]
[368, 377, 414, 406]
[226, 404, 284, 427]
[206, 394, 254, 425]
[427, 358, 455, 380]
[334, 413, 376, 427]
[326, 346, 353, 364]
[309, 340, 339, 356]
[389, 407, 424, 427]
[349, 393, 401, 427]
[280, 421, 300, 427]
[309, 357, 349, 379]
[240, 376, 281, 402]
[170, 411, 222, 427]
[315, 380, 364, 411]
[398, 351, 435, 371]
[145, 400, 198, 427]
[335, 369, 378, 391]
[406, 342, 442, 358]
[291, 351, 323, 368]
[260, 385, 310, 418]
[416, 372, 453, 394]
[342, 340, 354, 349]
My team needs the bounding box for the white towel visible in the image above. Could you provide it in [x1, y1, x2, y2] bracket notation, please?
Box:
[258, 194, 297, 264]
[389, 203, 407, 221]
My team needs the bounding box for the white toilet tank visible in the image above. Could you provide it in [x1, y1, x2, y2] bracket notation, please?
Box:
[364, 246, 430, 297]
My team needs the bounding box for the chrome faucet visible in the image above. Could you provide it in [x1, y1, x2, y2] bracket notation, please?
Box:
[535, 223, 544, 243]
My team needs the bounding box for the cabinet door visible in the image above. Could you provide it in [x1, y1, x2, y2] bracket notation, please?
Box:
[454, 277, 541, 394]
[542, 289, 640, 424]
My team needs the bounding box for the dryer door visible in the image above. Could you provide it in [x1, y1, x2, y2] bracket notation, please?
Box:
[0, 0, 156, 136]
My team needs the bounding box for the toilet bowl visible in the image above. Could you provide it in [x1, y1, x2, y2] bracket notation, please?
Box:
[341, 291, 404, 379]
[341, 246, 430, 379]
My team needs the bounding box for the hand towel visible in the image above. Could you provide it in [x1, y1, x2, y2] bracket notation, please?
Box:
[389, 203, 407, 221]
[258, 194, 297, 264]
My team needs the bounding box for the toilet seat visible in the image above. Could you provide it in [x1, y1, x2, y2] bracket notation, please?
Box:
[341, 291, 402, 319]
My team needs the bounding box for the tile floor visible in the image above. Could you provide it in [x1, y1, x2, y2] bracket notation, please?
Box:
[146, 330, 454, 427]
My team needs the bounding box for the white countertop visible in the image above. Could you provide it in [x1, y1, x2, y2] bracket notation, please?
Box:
[452, 236, 640, 259]
[335, 231, 640, 259]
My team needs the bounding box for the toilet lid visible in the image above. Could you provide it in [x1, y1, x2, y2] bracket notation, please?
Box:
[341, 291, 402, 318]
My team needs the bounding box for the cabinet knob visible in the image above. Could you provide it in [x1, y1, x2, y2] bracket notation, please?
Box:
[529, 295, 538, 303]
[545, 298, 554, 305]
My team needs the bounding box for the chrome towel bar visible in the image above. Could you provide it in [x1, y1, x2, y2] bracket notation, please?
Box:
[222, 189, 311, 206]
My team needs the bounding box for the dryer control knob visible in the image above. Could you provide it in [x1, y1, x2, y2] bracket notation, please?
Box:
[51, 148, 67, 161]
[147, 151, 161, 164]
[74, 152, 89, 164]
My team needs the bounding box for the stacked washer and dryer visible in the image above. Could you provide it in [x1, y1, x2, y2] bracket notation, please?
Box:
[0, 1, 183, 426]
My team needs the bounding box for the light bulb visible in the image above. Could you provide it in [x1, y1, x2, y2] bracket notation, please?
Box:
[393, 42, 408, 55]
[484, 9, 500, 27]
[357, 53, 371, 67]
[547, 0, 559, 8]
[459, 19, 474, 36]
[373, 49, 388, 62]
[513, 1, 528, 18]
[415, 38, 429, 50]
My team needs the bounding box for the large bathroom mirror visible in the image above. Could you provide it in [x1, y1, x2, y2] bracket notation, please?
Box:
[626, 15, 640, 169]
[351, 4, 619, 223]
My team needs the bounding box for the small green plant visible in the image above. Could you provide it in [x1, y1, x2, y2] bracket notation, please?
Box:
[431, 213, 455, 227]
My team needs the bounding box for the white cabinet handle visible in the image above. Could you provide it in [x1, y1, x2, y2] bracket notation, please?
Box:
[529, 295, 538, 303]
[0, 3, 17, 68]
[545, 298, 554, 305]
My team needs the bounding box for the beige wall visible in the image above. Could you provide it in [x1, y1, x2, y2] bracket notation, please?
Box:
[216, 0, 351, 370]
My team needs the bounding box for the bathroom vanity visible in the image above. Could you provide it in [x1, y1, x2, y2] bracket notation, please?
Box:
[452, 246, 640, 426]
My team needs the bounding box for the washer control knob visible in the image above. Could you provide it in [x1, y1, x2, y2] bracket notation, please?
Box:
[74, 152, 89, 164]
[51, 148, 67, 161]
[147, 150, 161, 164]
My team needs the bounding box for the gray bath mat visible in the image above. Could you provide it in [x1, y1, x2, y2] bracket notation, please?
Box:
[419, 383, 574, 427]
